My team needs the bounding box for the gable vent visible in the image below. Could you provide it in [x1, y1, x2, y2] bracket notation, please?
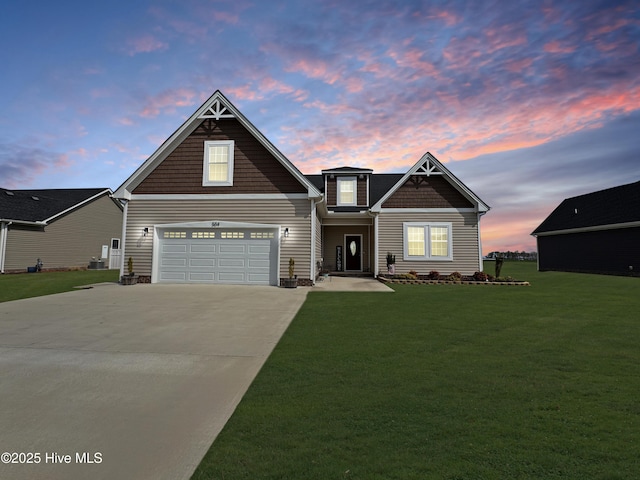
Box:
[5, 191, 14, 196]
[32, 196, 40, 201]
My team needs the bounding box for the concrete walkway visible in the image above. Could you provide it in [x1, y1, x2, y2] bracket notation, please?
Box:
[0, 283, 307, 480]
[311, 275, 394, 292]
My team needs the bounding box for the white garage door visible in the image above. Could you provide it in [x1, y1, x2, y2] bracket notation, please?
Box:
[157, 228, 276, 285]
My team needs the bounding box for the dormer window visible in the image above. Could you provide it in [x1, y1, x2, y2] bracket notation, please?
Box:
[203, 140, 234, 186]
[337, 177, 357, 206]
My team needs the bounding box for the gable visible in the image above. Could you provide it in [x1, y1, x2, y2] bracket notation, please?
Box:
[372, 152, 489, 212]
[114, 90, 320, 199]
[133, 118, 307, 195]
[381, 175, 474, 208]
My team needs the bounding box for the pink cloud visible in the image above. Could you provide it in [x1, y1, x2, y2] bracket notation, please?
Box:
[139, 88, 197, 118]
[125, 34, 168, 56]
[543, 41, 576, 54]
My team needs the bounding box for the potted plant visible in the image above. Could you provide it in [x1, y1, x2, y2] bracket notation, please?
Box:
[283, 257, 298, 288]
[121, 256, 138, 285]
[386, 252, 396, 275]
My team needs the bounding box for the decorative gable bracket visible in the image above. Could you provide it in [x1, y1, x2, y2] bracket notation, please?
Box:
[198, 99, 235, 120]
[414, 158, 442, 176]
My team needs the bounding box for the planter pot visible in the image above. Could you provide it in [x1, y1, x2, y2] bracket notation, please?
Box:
[121, 275, 138, 285]
[283, 278, 298, 288]
[388, 264, 396, 275]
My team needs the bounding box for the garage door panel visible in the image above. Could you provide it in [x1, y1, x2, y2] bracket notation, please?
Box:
[248, 259, 270, 268]
[189, 258, 215, 267]
[249, 245, 270, 254]
[189, 273, 216, 281]
[157, 230, 276, 285]
[219, 244, 246, 254]
[218, 258, 246, 268]
[218, 272, 246, 282]
[162, 258, 187, 267]
[163, 244, 187, 253]
[190, 244, 217, 253]
[160, 272, 187, 281]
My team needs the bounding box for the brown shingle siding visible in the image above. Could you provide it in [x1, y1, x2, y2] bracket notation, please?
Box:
[382, 176, 474, 209]
[133, 118, 307, 194]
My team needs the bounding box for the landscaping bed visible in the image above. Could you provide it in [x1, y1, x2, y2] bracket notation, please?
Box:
[379, 270, 530, 286]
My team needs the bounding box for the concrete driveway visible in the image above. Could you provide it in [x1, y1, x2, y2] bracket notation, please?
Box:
[0, 283, 307, 480]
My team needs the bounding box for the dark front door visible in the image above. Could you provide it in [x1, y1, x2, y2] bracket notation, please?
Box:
[345, 235, 362, 271]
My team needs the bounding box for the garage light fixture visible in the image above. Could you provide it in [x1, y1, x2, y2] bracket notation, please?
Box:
[284, 228, 289, 238]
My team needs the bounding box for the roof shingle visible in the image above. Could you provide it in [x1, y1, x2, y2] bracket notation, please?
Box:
[532, 180, 640, 234]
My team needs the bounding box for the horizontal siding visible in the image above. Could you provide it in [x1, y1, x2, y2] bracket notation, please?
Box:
[382, 176, 474, 208]
[133, 118, 306, 195]
[5, 196, 122, 270]
[377, 211, 481, 276]
[124, 198, 312, 280]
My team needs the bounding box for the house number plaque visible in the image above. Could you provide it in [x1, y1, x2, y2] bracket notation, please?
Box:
[211, 222, 220, 227]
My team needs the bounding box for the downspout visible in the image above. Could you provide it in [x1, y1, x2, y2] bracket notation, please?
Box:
[119, 200, 129, 279]
[367, 211, 379, 277]
[0, 221, 10, 274]
[477, 211, 487, 273]
[310, 196, 324, 285]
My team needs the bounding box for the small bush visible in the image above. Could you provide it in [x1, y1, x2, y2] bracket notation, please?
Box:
[427, 270, 440, 280]
[473, 271, 488, 281]
[408, 270, 418, 277]
[395, 273, 417, 280]
[447, 271, 463, 281]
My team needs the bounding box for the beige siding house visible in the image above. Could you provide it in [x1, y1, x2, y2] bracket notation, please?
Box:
[0, 188, 123, 273]
[113, 90, 489, 286]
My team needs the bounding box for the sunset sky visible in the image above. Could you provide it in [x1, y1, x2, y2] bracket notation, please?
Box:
[1, 0, 639, 254]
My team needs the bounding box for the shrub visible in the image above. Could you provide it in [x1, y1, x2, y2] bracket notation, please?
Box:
[473, 271, 488, 281]
[427, 270, 440, 280]
[447, 271, 463, 281]
[408, 270, 418, 277]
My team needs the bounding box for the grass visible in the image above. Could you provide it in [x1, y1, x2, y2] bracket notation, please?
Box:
[0, 269, 120, 303]
[192, 262, 640, 479]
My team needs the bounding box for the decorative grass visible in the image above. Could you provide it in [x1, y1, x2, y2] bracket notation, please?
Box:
[192, 262, 640, 479]
[0, 269, 120, 303]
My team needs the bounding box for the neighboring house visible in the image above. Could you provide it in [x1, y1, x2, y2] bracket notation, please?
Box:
[112, 90, 489, 285]
[532, 180, 640, 276]
[0, 188, 124, 273]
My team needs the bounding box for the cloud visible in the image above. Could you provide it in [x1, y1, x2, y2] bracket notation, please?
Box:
[124, 34, 169, 56]
[138, 88, 198, 118]
[0, 143, 70, 189]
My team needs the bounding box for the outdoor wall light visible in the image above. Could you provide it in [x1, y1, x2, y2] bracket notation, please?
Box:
[284, 228, 289, 238]
[143, 227, 149, 236]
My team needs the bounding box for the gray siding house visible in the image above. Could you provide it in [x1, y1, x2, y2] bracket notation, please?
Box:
[0, 188, 124, 273]
[113, 90, 489, 285]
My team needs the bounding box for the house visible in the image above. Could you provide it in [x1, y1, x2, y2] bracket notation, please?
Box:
[0, 188, 124, 273]
[532, 180, 640, 276]
[112, 90, 489, 285]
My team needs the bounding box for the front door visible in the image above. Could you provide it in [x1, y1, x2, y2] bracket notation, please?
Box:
[344, 235, 362, 271]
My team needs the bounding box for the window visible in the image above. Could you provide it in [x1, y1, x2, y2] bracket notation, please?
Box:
[337, 177, 357, 205]
[403, 223, 452, 261]
[220, 231, 245, 239]
[203, 140, 234, 186]
[191, 232, 216, 239]
[163, 231, 187, 239]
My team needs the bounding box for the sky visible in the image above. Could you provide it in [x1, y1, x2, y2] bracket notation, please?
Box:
[1, 0, 639, 254]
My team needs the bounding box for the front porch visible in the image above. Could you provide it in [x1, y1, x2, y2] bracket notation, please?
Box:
[320, 219, 374, 274]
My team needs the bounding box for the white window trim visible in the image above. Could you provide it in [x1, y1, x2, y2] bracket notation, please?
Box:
[403, 222, 453, 261]
[337, 176, 357, 206]
[203, 140, 234, 186]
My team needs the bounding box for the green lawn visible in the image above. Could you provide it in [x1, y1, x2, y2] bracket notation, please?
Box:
[192, 262, 640, 479]
[0, 269, 120, 303]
